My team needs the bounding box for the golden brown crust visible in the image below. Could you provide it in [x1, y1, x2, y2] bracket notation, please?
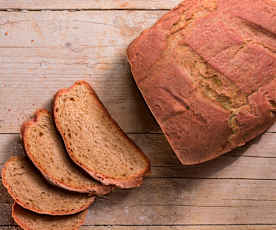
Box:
[12, 202, 88, 230]
[21, 109, 113, 195]
[127, 0, 276, 165]
[2, 156, 95, 215]
[53, 81, 151, 188]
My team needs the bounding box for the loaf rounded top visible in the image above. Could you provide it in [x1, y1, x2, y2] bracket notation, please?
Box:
[128, 0, 276, 164]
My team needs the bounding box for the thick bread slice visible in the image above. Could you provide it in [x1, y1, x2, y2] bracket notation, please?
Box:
[53, 81, 151, 188]
[21, 109, 112, 195]
[12, 202, 87, 230]
[127, 0, 276, 165]
[2, 156, 95, 215]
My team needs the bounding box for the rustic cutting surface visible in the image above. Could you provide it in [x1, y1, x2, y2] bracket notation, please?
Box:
[0, 1, 276, 229]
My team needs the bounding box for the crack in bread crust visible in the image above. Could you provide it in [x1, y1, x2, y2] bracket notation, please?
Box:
[128, 0, 276, 164]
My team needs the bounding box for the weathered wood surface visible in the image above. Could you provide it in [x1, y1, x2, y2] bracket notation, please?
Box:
[2, 227, 276, 230]
[1, 133, 276, 179]
[0, 11, 276, 134]
[0, 5, 276, 230]
[1, 132, 276, 225]
[0, 1, 178, 10]
[2, 177, 276, 225]
[0, 11, 165, 134]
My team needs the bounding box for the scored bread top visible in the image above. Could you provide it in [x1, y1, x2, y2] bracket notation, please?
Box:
[127, 0, 276, 165]
[2, 156, 95, 215]
[12, 202, 88, 230]
[21, 109, 112, 195]
[53, 81, 151, 188]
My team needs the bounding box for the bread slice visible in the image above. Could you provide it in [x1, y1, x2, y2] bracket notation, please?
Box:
[2, 156, 95, 215]
[12, 202, 87, 230]
[21, 109, 112, 195]
[53, 81, 150, 188]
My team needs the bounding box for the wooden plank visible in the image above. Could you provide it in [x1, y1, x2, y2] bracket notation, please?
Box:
[2, 178, 276, 225]
[132, 132, 276, 160]
[0, 203, 14, 225]
[2, 201, 276, 225]
[57, 203, 276, 225]
[1, 133, 276, 179]
[0, 135, 23, 171]
[2, 227, 276, 230]
[1, 10, 276, 133]
[7, 199, 276, 226]
[0, 1, 178, 10]
[80, 227, 276, 230]
[0, 10, 165, 134]
[81, 227, 276, 230]
[2, 178, 276, 207]
[0, 5, 274, 229]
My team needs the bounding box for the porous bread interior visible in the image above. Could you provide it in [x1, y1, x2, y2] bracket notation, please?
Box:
[3, 156, 93, 214]
[54, 83, 149, 179]
[13, 203, 87, 230]
[23, 110, 110, 193]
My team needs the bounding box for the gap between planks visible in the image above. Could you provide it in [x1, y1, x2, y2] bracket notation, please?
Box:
[0, 9, 170, 11]
[2, 225, 276, 229]
[2, 178, 276, 225]
[0, 0, 180, 10]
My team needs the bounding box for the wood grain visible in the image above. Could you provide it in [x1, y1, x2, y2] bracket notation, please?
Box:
[1, 133, 276, 179]
[2, 177, 276, 225]
[0, 4, 276, 229]
[2, 227, 276, 230]
[0, 10, 165, 134]
[1, 11, 276, 134]
[80, 227, 276, 230]
[2, 177, 276, 207]
[0, 1, 178, 10]
[1, 133, 276, 225]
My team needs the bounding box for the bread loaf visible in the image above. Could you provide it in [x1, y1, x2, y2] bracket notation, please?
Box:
[12, 202, 87, 230]
[53, 81, 151, 188]
[128, 0, 276, 165]
[22, 109, 112, 195]
[2, 156, 95, 215]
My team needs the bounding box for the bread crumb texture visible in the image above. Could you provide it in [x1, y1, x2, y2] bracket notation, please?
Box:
[54, 81, 150, 188]
[22, 109, 112, 195]
[2, 156, 95, 215]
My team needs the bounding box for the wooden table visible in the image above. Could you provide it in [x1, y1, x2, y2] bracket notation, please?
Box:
[0, 1, 276, 229]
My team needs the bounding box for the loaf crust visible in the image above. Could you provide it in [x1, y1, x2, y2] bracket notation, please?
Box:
[21, 109, 112, 195]
[128, 0, 276, 164]
[12, 202, 88, 230]
[53, 81, 151, 188]
[2, 156, 95, 215]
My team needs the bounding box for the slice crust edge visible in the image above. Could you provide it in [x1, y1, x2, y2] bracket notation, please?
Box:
[53, 80, 151, 188]
[21, 109, 112, 195]
[1, 156, 95, 215]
